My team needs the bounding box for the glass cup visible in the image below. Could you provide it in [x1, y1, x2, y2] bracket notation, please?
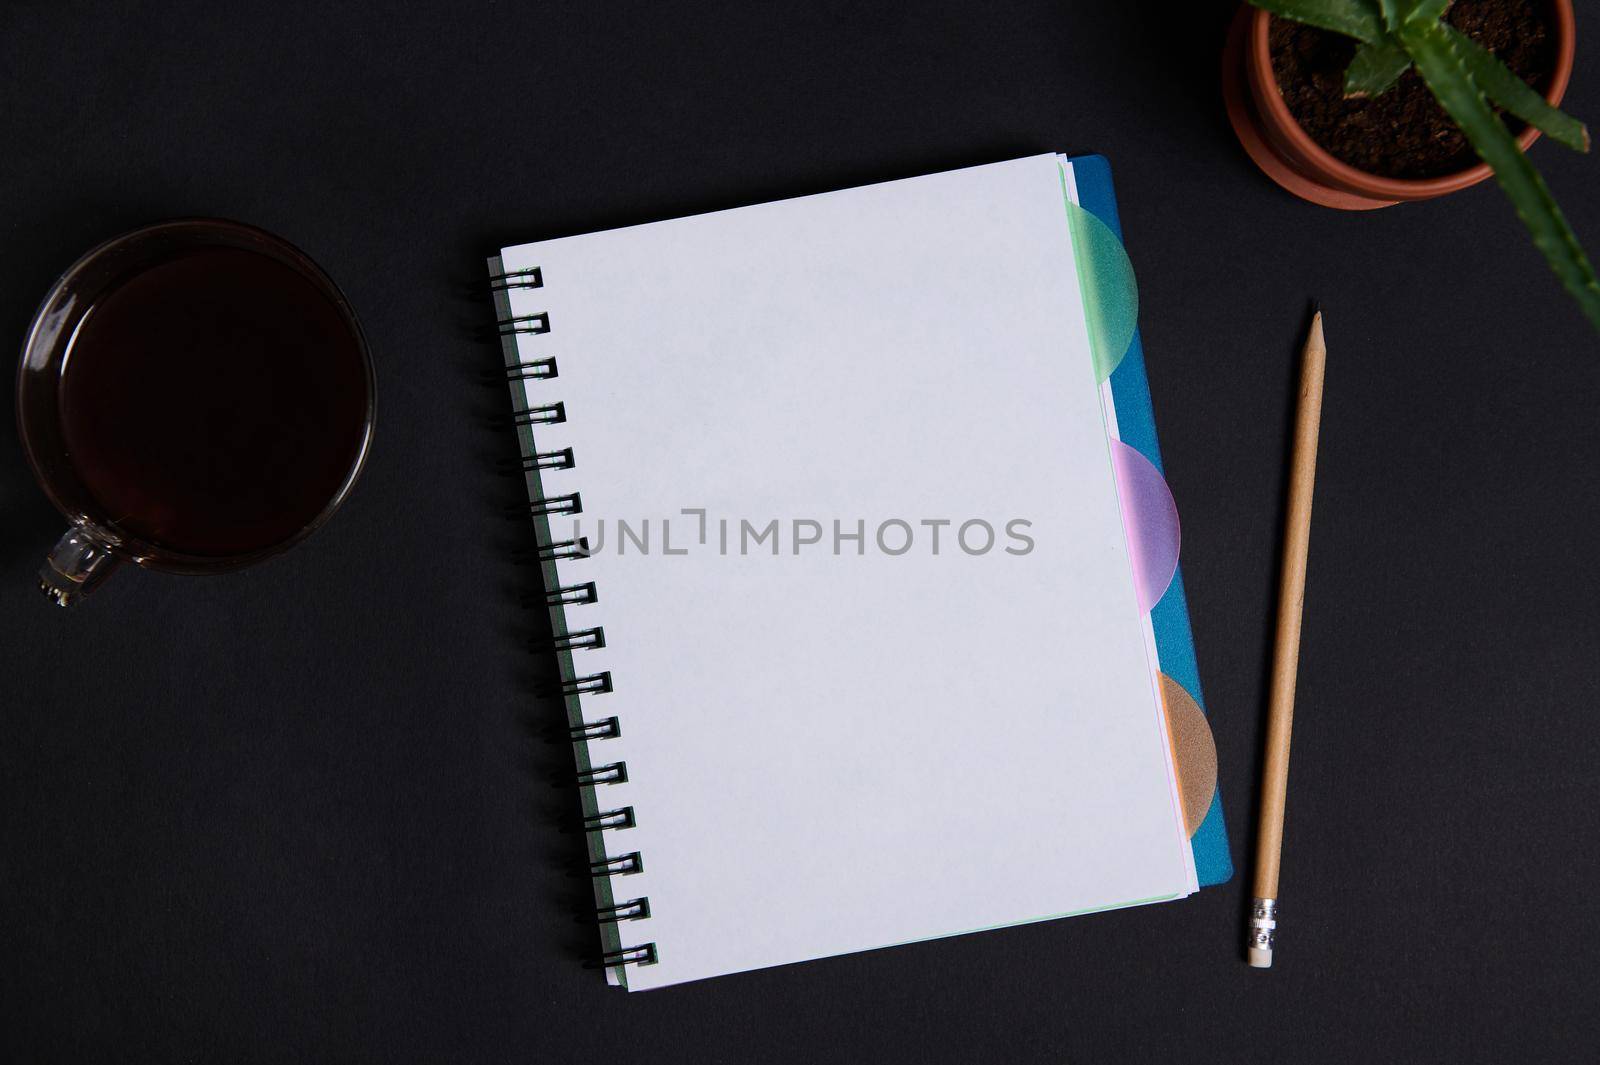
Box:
[16, 219, 375, 605]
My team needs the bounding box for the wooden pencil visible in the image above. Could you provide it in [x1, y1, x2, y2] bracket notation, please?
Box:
[1248, 308, 1326, 969]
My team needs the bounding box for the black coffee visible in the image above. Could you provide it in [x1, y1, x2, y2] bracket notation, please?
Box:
[58, 246, 370, 557]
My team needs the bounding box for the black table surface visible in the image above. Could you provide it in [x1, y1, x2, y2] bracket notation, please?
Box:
[5, 2, 1598, 1062]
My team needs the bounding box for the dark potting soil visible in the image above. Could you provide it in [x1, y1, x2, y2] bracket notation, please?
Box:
[1269, 0, 1557, 179]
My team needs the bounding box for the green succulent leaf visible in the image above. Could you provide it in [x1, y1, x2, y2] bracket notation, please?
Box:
[1378, 0, 1451, 33]
[1399, 0, 1453, 27]
[1344, 37, 1412, 97]
[1445, 26, 1590, 152]
[1247, 0, 1383, 43]
[1401, 21, 1600, 333]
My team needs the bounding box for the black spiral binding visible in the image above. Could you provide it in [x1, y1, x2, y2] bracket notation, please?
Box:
[569, 716, 620, 742]
[591, 852, 643, 877]
[499, 447, 575, 474]
[547, 582, 598, 606]
[549, 627, 606, 652]
[597, 898, 650, 922]
[506, 356, 558, 382]
[560, 672, 613, 697]
[601, 944, 657, 968]
[498, 311, 550, 336]
[583, 806, 635, 831]
[489, 256, 656, 975]
[576, 762, 628, 787]
[489, 266, 542, 291]
[514, 402, 566, 427]
[537, 538, 591, 563]
[528, 492, 583, 517]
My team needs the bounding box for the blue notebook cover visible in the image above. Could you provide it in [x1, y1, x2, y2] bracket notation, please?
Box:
[1072, 154, 1234, 887]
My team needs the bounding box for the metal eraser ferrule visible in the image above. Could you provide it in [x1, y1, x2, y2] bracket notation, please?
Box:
[1248, 897, 1277, 967]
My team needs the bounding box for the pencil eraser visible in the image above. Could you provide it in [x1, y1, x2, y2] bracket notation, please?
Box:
[1248, 947, 1273, 968]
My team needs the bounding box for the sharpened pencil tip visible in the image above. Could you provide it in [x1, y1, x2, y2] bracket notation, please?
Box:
[1306, 306, 1325, 354]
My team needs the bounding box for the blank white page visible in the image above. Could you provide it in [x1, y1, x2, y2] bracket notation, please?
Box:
[498, 154, 1194, 990]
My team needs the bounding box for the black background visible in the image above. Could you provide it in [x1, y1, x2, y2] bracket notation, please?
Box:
[4, 2, 1598, 1062]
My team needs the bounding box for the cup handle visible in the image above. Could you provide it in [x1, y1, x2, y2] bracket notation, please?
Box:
[39, 525, 122, 606]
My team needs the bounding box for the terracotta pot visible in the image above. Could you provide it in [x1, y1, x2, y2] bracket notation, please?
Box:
[1221, 1, 1576, 210]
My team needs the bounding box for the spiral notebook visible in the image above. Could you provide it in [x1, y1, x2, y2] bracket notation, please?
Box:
[489, 153, 1227, 991]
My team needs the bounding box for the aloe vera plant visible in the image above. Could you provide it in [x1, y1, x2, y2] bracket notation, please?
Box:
[1251, 0, 1600, 333]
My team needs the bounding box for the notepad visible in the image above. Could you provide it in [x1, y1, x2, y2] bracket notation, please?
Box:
[491, 154, 1202, 990]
